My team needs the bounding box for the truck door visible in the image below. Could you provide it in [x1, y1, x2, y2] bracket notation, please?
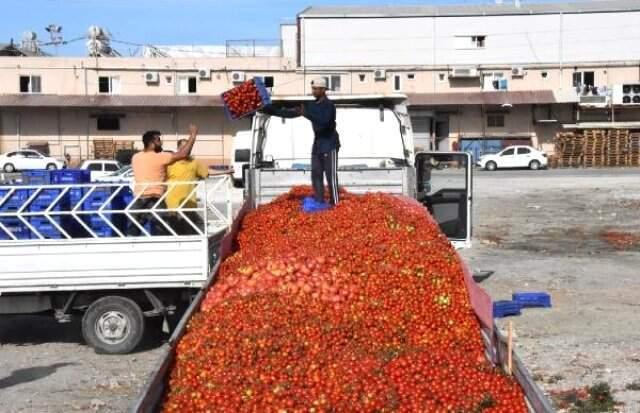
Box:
[415, 152, 472, 249]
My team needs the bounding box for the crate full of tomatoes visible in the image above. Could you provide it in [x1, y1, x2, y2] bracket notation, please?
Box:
[162, 188, 528, 412]
[222, 77, 271, 120]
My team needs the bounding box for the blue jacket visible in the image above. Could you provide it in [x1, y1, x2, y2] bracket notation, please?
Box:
[264, 98, 340, 154]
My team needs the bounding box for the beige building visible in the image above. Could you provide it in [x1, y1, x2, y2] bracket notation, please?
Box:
[2, 0, 640, 165]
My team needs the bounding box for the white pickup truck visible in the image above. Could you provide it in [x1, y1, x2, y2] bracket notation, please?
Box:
[0, 177, 233, 354]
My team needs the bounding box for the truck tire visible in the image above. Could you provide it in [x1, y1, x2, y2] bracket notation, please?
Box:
[82, 296, 145, 354]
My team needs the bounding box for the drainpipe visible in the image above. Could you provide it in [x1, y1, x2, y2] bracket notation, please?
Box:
[16, 113, 21, 150]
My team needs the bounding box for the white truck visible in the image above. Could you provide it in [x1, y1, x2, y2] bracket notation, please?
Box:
[0, 177, 233, 354]
[248, 94, 472, 248]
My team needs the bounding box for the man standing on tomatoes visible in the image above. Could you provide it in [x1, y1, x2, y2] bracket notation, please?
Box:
[262, 77, 340, 206]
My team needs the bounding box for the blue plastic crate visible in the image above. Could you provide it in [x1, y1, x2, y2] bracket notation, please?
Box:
[512, 292, 552, 309]
[222, 77, 271, 120]
[0, 218, 30, 240]
[493, 300, 522, 318]
[51, 169, 90, 184]
[22, 170, 53, 185]
[29, 218, 63, 239]
[301, 196, 331, 214]
[0, 189, 30, 210]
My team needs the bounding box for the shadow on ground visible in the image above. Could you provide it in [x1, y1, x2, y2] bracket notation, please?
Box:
[0, 362, 76, 390]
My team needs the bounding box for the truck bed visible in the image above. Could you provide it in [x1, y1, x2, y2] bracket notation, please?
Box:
[131, 201, 554, 413]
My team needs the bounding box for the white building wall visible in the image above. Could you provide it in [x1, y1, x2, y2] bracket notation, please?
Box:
[301, 11, 640, 68]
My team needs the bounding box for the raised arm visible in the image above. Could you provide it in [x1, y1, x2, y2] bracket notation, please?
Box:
[171, 124, 198, 163]
[262, 104, 303, 119]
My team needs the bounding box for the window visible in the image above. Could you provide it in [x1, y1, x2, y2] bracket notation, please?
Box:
[359, 74, 366, 82]
[407, 73, 415, 80]
[97, 116, 120, 131]
[105, 163, 120, 172]
[573, 71, 594, 87]
[19, 75, 41, 93]
[22, 151, 42, 159]
[98, 76, 120, 94]
[487, 114, 505, 128]
[501, 148, 515, 156]
[393, 74, 402, 92]
[178, 76, 198, 94]
[517, 147, 531, 155]
[321, 75, 342, 92]
[87, 163, 102, 171]
[455, 35, 486, 49]
[235, 149, 250, 163]
[262, 76, 274, 88]
[483, 72, 506, 90]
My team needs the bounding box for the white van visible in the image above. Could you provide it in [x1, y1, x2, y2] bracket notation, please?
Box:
[232, 130, 253, 187]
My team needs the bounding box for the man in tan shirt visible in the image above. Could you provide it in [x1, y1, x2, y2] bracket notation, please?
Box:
[129, 125, 198, 235]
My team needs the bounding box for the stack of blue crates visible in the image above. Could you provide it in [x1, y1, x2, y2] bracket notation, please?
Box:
[28, 188, 65, 239]
[0, 169, 157, 239]
[0, 188, 30, 240]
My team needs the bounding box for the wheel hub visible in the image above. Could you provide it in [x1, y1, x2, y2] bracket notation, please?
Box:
[95, 311, 129, 344]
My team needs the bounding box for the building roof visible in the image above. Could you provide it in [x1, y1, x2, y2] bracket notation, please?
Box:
[0, 94, 224, 108]
[407, 90, 557, 106]
[300, 0, 640, 18]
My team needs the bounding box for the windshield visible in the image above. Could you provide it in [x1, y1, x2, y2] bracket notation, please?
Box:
[261, 107, 406, 168]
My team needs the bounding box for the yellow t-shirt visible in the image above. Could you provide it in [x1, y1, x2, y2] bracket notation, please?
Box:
[166, 158, 209, 209]
[132, 151, 174, 198]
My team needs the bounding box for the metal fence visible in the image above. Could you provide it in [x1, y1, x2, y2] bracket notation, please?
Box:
[0, 175, 233, 241]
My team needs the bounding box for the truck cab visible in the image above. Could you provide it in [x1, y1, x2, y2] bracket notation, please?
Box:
[247, 94, 416, 206]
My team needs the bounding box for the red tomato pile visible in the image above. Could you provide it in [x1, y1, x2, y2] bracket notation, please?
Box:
[163, 187, 527, 413]
[222, 79, 264, 119]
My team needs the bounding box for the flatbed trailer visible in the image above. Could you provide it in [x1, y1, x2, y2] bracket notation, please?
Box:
[131, 200, 554, 413]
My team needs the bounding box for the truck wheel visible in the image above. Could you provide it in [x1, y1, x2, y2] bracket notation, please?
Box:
[485, 161, 497, 171]
[3, 163, 15, 173]
[82, 296, 145, 354]
[529, 160, 541, 171]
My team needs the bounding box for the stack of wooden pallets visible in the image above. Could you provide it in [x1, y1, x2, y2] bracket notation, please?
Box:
[554, 132, 584, 167]
[629, 133, 640, 167]
[93, 140, 134, 160]
[583, 130, 607, 167]
[606, 130, 629, 167]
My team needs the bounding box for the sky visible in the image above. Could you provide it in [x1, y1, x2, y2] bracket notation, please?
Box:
[2, 0, 582, 56]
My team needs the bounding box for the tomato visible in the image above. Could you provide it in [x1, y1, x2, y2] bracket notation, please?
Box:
[162, 187, 528, 412]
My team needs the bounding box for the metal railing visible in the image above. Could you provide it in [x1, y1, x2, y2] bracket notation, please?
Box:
[0, 175, 233, 241]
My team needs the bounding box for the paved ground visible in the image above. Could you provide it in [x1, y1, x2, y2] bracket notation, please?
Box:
[0, 167, 639, 412]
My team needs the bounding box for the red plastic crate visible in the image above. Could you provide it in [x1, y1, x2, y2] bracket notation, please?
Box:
[222, 78, 271, 120]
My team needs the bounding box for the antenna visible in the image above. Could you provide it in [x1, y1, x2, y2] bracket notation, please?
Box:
[45, 24, 63, 55]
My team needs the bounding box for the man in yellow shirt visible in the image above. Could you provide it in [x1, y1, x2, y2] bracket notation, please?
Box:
[166, 139, 209, 234]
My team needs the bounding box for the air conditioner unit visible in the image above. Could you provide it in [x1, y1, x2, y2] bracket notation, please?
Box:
[450, 67, 478, 78]
[511, 67, 525, 77]
[579, 95, 609, 107]
[231, 71, 246, 83]
[612, 83, 640, 105]
[374, 69, 387, 81]
[144, 72, 159, 83]
[198, 68, 211, 80]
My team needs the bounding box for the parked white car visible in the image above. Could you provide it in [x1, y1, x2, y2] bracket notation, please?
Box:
[0, 150, 65, 173]
[94, 165, 134, 183]
[80, 160, 123, 181]
[477, 146, 548, 171]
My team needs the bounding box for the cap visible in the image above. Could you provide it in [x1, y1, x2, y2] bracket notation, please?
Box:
[311, 77, 328, 89]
